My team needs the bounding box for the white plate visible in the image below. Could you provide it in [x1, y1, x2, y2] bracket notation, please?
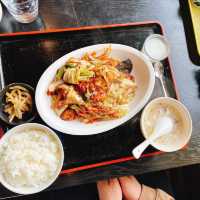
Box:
[35, 44, 155, 135]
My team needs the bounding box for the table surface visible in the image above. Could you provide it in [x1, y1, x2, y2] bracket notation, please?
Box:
[0, 0, 200, 198]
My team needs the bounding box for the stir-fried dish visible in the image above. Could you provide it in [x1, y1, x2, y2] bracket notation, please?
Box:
[47, 47, 137, 123]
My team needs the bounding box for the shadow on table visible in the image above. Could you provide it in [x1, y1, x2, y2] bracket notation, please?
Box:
[194, 70, 200, 98]
[179, 0, 200, 66]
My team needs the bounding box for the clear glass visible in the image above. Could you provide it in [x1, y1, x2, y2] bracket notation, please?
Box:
[1, 0, 38, 23]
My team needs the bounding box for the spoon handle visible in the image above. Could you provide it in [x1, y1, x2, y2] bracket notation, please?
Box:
[132, 132, 160, 159]
[159, 73, 169, 97]
[132, 139, 152, 159]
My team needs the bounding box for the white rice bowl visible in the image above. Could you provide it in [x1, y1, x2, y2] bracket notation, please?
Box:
[0, 123, 64, 194]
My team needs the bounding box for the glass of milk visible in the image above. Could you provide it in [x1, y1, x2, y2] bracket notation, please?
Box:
[142, 34, 169, 63]
[1, 0, 38, 23]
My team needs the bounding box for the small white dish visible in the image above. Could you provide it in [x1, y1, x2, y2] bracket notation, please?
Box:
[140, 97, 192, 152]
[142, 34, 170, 62]
[0, 123, 64, 195]
[35, 43, 155, 135]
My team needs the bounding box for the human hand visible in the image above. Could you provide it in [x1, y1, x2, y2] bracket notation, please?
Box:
[119, 176, 142, 200]
[97, 178, 122, 200]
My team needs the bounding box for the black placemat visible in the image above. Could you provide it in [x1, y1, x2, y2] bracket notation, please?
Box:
[0, 22, 177, 171]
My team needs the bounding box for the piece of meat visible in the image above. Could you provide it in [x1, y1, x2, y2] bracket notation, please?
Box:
[66, 87, 84, 105]
[88, 77, 107, 102]
[47, 80, 64, 94]
[61, 109, 76, 120]
[54, 105, 68, 116]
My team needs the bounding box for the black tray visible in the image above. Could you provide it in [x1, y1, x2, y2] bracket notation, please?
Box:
[0, 21, 178, 174]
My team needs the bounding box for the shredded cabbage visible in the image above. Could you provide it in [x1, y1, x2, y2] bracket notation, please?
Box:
[56, 66, 66, 80]
[63, 67, 94, 84]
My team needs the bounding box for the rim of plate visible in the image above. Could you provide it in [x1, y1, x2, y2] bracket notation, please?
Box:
[35, 43, 155, 135]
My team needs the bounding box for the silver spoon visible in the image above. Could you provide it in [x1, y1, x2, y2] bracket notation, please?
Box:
[154, 62, 169, 97]
[132, 116, 174, 159]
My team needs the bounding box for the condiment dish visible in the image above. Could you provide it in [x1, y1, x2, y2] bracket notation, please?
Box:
[0, 83, 36, 126]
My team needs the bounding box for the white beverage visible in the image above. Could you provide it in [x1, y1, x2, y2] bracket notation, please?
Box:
[142, 34, 169, 62]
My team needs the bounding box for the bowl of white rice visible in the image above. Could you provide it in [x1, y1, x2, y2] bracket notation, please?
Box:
[0, 123, 64, 194]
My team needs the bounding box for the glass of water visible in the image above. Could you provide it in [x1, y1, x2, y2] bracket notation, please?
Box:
[1, 0, 38, 23]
